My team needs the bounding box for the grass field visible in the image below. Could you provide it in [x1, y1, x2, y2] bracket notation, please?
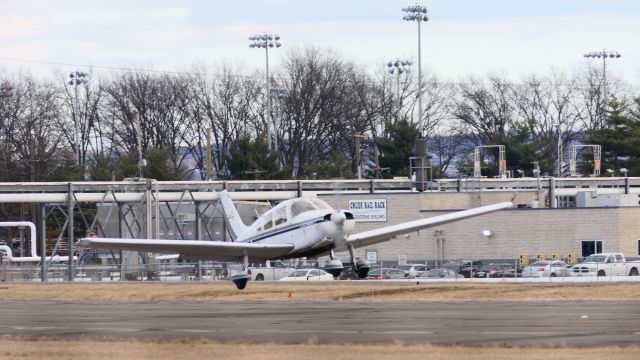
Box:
[1, 338, 639, 360]
[0, 281, 639, 302]
[1, 282, 639, 359]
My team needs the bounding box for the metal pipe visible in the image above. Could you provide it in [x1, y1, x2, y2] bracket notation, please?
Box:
[548, 177, 556, 208]
[67, 182, 74, 281]
[0, 191, 299, 204]
[40, 204, 47, 281]
[0, 221, 71, 262]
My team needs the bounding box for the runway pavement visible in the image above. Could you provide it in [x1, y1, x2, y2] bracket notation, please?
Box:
[1, 300, 639, 346]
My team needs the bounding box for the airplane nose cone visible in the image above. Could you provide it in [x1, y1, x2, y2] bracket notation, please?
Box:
[331, 211, 346, 225]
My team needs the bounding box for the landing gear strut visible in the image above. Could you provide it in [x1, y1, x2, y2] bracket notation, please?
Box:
[232, 253, 250, 290]
[349, 246, 370, 279]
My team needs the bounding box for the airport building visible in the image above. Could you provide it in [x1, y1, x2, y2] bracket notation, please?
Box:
[320, 190, 640, 264]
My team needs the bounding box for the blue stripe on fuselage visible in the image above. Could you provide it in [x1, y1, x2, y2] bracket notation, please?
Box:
[242, 217, 325, 244]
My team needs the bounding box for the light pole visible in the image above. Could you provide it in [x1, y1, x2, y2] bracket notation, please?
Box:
[0, 81, 12, 182]
[583, 50, 621, 123]
[68, 71, 88, 166]
[270, 83, 287, 167]
[402, 4, 429, 191]
[556, 121, 563, 178]
[249, 33, 282, 152]
[402, 5, 428, 133]
[386, 59, 412, 120]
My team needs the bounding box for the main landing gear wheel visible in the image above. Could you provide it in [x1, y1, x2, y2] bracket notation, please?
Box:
[353, 259, 370, 279]
[347, 246, 370, 279]
[231, 274, 249, 290]
[325, 259, 345, 278]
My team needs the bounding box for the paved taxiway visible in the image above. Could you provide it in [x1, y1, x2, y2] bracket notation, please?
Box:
[1, 301, 639, 346]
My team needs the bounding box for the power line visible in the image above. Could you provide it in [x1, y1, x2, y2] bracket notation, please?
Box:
[0, 57, 262, 79]
[0, 21, 198, 33]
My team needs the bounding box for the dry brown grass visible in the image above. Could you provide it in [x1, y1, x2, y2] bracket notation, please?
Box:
[0, 338, 639, 360]
[0, 282, 639, 302]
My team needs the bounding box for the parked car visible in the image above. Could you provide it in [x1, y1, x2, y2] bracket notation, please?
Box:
[443, 260, 484, 278]
[418, 268, 464, 279]
[397, 264, 430, 277]
[473, 263, 517, 278]
[279, 268, 335, 281]
[522, 260, 571, 278]
[366, 267, 407, 280]
[571, 252, 640, 277]
[248, 260, 297, 281]
[336, 267, 365, 280]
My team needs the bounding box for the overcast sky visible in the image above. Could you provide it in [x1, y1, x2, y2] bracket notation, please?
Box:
[1, 0, 639, 85]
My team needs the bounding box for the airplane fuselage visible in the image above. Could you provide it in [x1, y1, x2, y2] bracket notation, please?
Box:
[237, 207, 354, 258]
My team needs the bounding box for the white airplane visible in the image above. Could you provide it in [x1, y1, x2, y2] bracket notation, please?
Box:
[79, 190, 512, 289]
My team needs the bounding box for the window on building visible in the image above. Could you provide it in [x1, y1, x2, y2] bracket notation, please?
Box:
[637, 240, 640, 256]
[557, 196, 576, 208]
[581, 240, 603, 257]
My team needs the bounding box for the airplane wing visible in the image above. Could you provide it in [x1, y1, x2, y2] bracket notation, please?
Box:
[78, 238, 294, 262]
[346, 202, 512, 249]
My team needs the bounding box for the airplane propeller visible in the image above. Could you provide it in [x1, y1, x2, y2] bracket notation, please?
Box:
[332, 211, 347, 251]
[324, 210, 354, 252]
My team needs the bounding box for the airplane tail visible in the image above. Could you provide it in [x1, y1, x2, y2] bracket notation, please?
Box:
[219, 190, 248, 241]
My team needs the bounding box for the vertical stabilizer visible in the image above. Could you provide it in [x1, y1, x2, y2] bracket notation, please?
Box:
[219, 190, 248, 241]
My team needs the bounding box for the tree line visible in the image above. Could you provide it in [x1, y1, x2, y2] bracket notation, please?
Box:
[1, 47, 638, 184]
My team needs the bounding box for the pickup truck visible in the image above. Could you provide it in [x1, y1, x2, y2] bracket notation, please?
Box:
[248, 260, 297, 281]
[571, 253, 640, 277]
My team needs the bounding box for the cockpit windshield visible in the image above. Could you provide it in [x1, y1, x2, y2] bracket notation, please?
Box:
[309, 197, 332, 210]
[290, 200, 317, 217]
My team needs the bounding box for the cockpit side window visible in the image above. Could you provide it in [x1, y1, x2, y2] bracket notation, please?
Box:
[257, 213, 273, 232]
[290, 200, 317, 217]
[273, 207, 287, 226]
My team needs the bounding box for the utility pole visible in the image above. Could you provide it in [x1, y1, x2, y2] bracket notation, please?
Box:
[135, 111, 145, 179]
[354, 134, 364, 179]
[206, 128, 212, 181]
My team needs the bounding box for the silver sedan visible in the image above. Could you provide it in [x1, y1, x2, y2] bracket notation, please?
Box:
[522, 261, 571, 278]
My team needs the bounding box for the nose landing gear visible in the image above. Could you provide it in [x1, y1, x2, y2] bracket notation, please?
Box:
[231, 273, 249, 289]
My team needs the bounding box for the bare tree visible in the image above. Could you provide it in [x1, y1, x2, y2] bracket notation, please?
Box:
[102, 71, 193, 178]
[186, 64, 262, 179]
[454, 74, 516, 145]
[279, 48, 363, 177]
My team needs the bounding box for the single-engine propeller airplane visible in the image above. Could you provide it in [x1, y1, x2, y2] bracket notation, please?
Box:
[79, 190, 512, 289]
